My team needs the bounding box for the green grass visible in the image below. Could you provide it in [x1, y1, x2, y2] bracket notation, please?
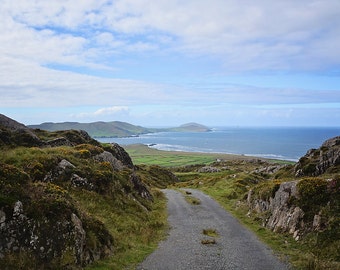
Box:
[71, 188, 168, 270]
[202, 228, 219, 237]
[124, 144, 256, 167]
[185, 195, 201, 205]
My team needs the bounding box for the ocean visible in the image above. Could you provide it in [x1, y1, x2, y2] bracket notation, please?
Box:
[97, 127, 340, 161]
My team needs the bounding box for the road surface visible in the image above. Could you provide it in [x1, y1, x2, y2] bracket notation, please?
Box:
[137, 189, 289, 270]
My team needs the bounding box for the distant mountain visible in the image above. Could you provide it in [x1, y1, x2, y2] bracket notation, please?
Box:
[28, 121, 211, 138]
[168, 122, 211, 132]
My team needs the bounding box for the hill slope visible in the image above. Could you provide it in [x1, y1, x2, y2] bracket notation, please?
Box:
[29, 121, 154, 138]
[28, 121, 211, 137]
[167, 122, 211, 132]
[0, 114, 177, 269]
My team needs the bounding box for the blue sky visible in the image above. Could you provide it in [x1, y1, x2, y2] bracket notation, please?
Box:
[1, 0, 340, 127]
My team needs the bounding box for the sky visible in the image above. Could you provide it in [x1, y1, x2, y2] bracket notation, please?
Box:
[1, 0, 340, 127]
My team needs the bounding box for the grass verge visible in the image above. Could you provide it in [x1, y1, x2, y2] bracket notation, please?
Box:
[69, 188, 168, 270]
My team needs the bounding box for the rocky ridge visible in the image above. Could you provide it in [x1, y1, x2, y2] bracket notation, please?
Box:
[247, 136, 340, 241]
[294, 136, 340, 176]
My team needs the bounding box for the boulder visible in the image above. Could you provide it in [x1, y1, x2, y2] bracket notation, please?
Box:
[43, 159, 75, 182]
[103, 143, 134, 168]
[94, 151, 124, 171]
[0, 199, 113, 267]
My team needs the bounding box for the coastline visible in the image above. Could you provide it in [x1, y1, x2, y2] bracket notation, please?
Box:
[97, 127, 340, 162]
[123, 144, 295, 166]
[145, 143, 298, 162]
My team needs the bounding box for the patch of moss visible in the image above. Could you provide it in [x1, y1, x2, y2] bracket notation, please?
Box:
[0, 163, 30, 212]
[74, 144, 104, 156]
[252, 180, 282, 201]
[24, 182, 76, 220]
[185, 195, 201, 205]
[83, 215, 114, 254]
[302, 163, 317, 175]
[202, 228, 218, 237]
[135, 164, 178, 189]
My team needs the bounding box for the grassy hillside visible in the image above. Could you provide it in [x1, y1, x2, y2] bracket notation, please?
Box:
[0, 115, 177, 269]
[29, 121, 155, 138]
[28, 121, 210, 138]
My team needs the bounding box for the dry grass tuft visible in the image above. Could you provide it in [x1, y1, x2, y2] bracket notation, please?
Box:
[201, 239, 217, 245]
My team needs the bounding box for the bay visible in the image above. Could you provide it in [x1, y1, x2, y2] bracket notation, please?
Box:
[97, 127, 340, 161]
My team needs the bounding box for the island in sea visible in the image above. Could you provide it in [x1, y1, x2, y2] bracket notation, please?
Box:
[28, 121, 211, 138]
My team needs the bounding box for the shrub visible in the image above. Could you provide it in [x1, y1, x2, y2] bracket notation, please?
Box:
[74, 144, 103, 156]
[252, 180, 282, 201]
[297, 178, 329, 220]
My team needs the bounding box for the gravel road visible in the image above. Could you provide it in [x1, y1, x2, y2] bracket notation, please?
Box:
[137, 189, 289, 270]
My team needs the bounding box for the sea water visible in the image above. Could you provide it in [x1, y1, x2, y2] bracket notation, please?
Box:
[97, 127, 340, 161]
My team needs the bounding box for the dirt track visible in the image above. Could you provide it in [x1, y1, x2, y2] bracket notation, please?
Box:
[137, 189, 289, 270]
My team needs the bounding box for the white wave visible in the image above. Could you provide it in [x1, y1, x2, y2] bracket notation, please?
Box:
[244, 153, 298, 162]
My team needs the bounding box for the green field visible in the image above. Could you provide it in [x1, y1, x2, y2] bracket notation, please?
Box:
[124, 143, 272, 167]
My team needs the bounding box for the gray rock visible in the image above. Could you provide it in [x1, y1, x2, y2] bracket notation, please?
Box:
[197, 166, 221, 173]
[248, 181, 304, 238]
[294, 136, 340, 176]
[71, 174, 94, 190]
[0, 200, 112, 267]
[130, 173, 153, 201]
[44, 159, 75, 182]
[71, 213, 86, 264]
[46, 137, 73, 147]
[58, 159, 75, 170]
[94, 151, 124, 171]
[104, 143, 134, 168]
[253, 164, 286, 174]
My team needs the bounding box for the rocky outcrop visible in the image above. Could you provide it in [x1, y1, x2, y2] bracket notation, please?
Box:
[248, 181, 304, 240]
[71, 174, 95, 190]
[44, 130, 100, 147]
[0, 191, 113, 268]
[103, 143, 134, 168]
[94, 151, 124, 171]
[43, 159, 75, 182]
[46, 137, 74, 147]
[253, 164, 287, 175]
[129, 173, 153, 201]
[294, 136, 340, 176]
[197, 166, 221, 173]
[0, 114, 100, 149]
[0, 114, 42, 147]
[247, 177, 338, 240]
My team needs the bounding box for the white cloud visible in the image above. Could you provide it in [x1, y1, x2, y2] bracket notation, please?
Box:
[0, 0, 339, 126]
[1, 0, 340, 71]
[0, 55, 172, 107]
[94, 106, 129, 116]
[0, 53, 339, 111]
[70, 106, 130, 120]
